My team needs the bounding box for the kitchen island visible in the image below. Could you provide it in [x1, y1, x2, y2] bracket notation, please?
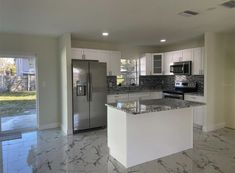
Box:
[106, 98, 205, 168]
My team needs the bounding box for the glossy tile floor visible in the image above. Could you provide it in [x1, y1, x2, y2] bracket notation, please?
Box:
[0, 127, 235, 173]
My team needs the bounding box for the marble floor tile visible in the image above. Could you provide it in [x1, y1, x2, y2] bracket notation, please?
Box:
[0, 127, 235, 173]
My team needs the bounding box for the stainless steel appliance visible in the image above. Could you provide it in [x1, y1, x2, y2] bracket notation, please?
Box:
[170, 61, 192, 75]
[72, 59, 107, 133]
[163, 81, 197, 100]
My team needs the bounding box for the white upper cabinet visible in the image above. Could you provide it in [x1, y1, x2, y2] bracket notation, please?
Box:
[163, 52, 174, 75]
[83, 48, 102, 61]
[109, 51, 121, 76]
[71, 48, 121, 76]
[192, 47, 204, 75]
[140, 53, 152, 75]
[71, 48, 83, 59]
[152, 53, 163, 75]
[182, 49, 193, 61]
[140, 53, 163, 75]
[172, 50, 182, 62]
[141, 47, 204, 76]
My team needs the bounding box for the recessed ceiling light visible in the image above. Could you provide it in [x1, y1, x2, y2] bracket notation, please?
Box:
[102, 32, 109, 36]
[160, 39, 166, 43]
[221, 0, 235, 8]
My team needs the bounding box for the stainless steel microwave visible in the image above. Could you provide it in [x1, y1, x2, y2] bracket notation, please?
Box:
[170, 61, 192, 75]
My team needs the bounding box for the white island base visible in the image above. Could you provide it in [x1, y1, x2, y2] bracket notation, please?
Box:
[107, 107, 193, 168]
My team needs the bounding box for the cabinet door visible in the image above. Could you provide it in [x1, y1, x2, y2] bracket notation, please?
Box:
[172, 50, 182, 62]
[71, 48, 83, 59]
[182, 49, 193, 61]
[193, 47, 203, 75]
[140, 55, 147, 75]
[108, 51, 121, 76]
[193, 106, 205, 126]
[163, 52, 174, 75]
[98, 50, 110, 75]
[152, 53, 163, 75]
[140, 53, 152, 75]
[83, 49, 100, 61]
[146, 53, 153, 75]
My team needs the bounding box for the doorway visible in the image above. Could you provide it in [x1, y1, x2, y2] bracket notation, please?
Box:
[0, 56, 38, 135]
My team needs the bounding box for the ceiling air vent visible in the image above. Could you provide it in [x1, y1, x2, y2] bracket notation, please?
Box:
[221, 0, 235, 8]
[179, 10, 199, 17]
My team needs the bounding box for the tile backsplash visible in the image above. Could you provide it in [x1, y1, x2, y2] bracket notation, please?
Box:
[107, 75, 204, 94]
[107, 76, 117, 88]
[139, 75, 175, 90]
[175, 75, 204, 93]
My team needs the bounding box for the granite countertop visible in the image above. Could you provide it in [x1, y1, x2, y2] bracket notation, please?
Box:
[107, 88, 162, 95]
[106, 98, 205, 115]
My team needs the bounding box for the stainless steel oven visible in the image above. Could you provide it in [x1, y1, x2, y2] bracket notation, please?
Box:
[170, 61, 192, 75]
[163, 81, 197, 100]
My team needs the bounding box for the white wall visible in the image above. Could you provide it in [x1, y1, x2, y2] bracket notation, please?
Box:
[224, 33, 235, 129]
[59, 33, 73, 135]
[158, 36, 204, 52]
[0, 33, 59, 129]
[204, 32, 226, 131]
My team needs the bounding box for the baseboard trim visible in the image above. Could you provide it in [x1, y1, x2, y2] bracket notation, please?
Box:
[60, 124, 73, 135]
[39, 122, 59, 130]
[203, 122, 225, 132]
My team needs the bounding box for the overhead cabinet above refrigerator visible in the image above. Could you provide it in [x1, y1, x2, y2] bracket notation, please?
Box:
[72, 60, 107, 133]
[71, 48, 121, 76]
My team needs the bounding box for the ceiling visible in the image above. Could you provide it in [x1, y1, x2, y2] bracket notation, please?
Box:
[0, 0, 235, 46]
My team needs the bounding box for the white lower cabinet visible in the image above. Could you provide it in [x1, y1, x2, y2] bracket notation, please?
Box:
[107, 91, 162, 103]
[184, 94, 206, 127]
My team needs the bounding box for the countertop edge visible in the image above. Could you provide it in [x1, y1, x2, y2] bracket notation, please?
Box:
[105, 100, 205, 115]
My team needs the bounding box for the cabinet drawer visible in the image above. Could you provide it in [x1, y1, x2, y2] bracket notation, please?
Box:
[107, 94, 128, 103]
[149, 92, 162, 99]
[129, 92, 149, 98]
[184, 95, 205, 103]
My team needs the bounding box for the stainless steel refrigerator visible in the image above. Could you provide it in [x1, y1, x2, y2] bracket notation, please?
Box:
[72, 59, 107, 133]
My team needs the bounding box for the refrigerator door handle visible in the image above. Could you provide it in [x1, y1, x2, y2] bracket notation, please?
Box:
[90, 73, 92, 101]
[87, 73, 90, 101]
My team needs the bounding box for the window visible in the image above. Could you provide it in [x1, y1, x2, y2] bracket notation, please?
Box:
[117, 59, 139, 86]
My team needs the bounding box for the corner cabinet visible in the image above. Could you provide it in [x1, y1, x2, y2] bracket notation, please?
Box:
[71, 48, 121, 76]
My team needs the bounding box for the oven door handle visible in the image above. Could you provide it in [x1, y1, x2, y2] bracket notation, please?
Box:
[163, 93, 184, 99]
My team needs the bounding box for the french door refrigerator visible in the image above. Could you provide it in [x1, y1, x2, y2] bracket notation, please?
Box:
[72, 59, 107, 133]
